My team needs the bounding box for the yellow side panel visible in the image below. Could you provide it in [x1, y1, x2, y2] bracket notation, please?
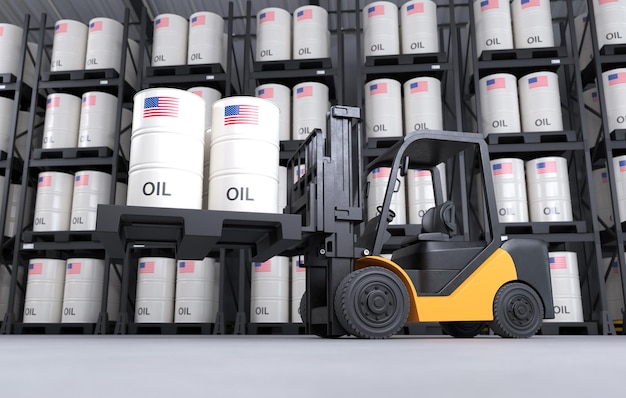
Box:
[355, 248, 518, 323]
[414, 248, 518, 322]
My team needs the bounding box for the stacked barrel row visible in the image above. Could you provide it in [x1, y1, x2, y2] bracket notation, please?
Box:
[51, 18, 138, 88]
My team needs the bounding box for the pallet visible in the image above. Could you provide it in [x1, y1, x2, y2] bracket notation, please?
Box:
[485, 131, 577, 145]
[610, 129, 626, 141]
[539, 321, 598, 335]
[247, 323, 306, 335]
[13, 322, 97, 334]
[127, 322, 214, 335]
[364, 52, 446, 67]
[146, 63, 225, 78]
[41, 68, 119, 82]
[22, 230, 101, 244]
[601, 43, 626, 56]
[502, 222, 587, 235]
[479, 46, 566, 62]
[253, 58, 332, 72]
[32, 146, 113, 160]
[0, 73, 17, 84]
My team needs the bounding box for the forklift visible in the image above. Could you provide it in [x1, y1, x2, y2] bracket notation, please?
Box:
[286, 105, 554, 339]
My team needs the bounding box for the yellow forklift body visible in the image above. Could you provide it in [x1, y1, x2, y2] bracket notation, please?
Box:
[355, 248, 518, 322]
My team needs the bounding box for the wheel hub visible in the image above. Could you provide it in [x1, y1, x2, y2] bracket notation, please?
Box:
[508, 295, 533, 325]
[358, 283, 394, 323]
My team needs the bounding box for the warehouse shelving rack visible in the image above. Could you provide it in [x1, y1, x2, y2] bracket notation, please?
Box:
[467, 0, 610, 334]
[0, 9, 139, 334]
[584, 0, 626, 334]
[0, 14, 39, 333]
[137, 2, 239, 97]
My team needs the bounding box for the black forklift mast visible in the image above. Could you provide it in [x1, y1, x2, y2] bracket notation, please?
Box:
[286, 106, 366, 337]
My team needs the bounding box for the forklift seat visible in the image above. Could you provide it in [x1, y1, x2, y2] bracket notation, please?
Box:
[418, 201, 457, 241]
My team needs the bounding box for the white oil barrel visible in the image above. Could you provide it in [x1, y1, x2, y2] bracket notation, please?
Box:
[365, 78, 402, 138]
[151, 14, 188, 67]
[43, 93, 82, 149]
[518, 71, 563, 132]
[363, 1, 400, 58]
[85, 17, 123, 71]
[592, 0, 626, 49]
[0, 96, 13, 154]
[400, 0, 439, 54]
[51, 20, 88, 71]
[77, 91, 118, 149]
[612, 155, 626, 222]
[188, 86, 222, 131]
[188, 11, 224, 65]
[256, 83, 291, 141]
[0, 23, 24, 78]
[128, 88, 205, 209]
[107, 264, 122, 322]
[292, 82, 329, 140]
[61, 258, 105, 323]
[367, 167, 407, 224]
[293, 5, 329, 60]
[473, 0, 514, 55]
[511, 0, 555, 49]
[543, 252, 584, 322]
[490, 158, 529, 223]
[209, 96, 279, 213]
[403, 76, 443, 134]
[602, 68, 626, 134]
[291, 255, 306, 323]
[23, 258, 66, 323]
[583, 86, 602, 146]
[478, 73, 521, 136]
[604, 257, 625, 322]
[135, 257, 176, 323]
[407, 169, 435, 224]
[0, 265, 23, 319]
[574, 13, 593, 71]
[593, 167, 614, 230]
[175, 258, 218, 323]
[33, 171, 74, 232]
[1, 183, 33, 237]
[250, 256, 289, 323]
[526, 156, 573, 222]
[256, 7, 291, 62]
[70, 170, 112, 231]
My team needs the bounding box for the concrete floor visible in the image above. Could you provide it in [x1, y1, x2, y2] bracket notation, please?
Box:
[0, 335, 624, 397]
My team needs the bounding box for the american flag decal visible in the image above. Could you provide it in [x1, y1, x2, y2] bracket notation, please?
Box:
[549, 256, 567, 270]
[179, 261, 195, 273]
[29, 262, 43, 275]
[38, 175, 52, 187]
[493, 162, 513, 175]
[224, 104, 259, 125]
[90, 21, 103, 32]
[75, 175, 89, 186]
[55, 23, 67, 34]
[143, 96, 179, 118]
[139, 261, 155, 273]
[67, 262, 82, 274]
[255, 261, 271, 272]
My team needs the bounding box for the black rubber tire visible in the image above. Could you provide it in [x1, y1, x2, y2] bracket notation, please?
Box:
[299, 292, 343, 338]
[334, 267, 409, 339]
[489, 282, 544, 338]
[440, 322, 486, 338]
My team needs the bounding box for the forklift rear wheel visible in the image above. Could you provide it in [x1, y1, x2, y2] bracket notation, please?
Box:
[334, 267, 409, 339]
[489, 282, 544, 338]
[440, 322, 486, 338]
[299, 292, 344, 338]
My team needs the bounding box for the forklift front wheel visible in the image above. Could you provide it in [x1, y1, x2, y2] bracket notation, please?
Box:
[489, 282, 544, 338]
[334, 267, 409, 339]
[299, 292, 344, 339]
